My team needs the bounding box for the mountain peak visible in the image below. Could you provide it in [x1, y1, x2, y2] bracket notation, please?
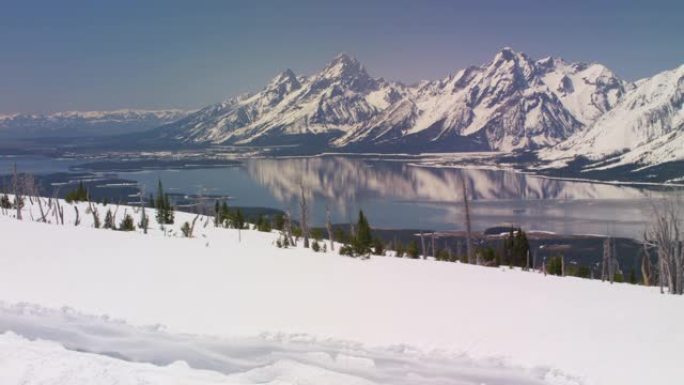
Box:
[322, 53, 366, 79]
[494, 47, 518, 61]
[266, 68, 301, 94]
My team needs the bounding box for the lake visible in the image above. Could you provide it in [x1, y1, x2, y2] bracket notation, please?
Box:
[1, 154, 680, 239]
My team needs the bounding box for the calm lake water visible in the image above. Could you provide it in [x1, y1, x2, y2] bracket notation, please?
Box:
[1, 155, 680, 238]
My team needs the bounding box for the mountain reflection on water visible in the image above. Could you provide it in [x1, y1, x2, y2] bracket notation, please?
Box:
[242, 156, 672, 238]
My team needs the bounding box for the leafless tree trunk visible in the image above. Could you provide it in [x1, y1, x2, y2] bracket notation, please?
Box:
[602, 238, 613, 282]
[88, 201, 100, 228]
[74, 206, 80, 226]
[641, 240, 653, 286]
[326, 205, 334, 251]
[646, 193, 683, 294]
[285, 210, 295, 246]
[420, 231, 426, 260]
[54, 197, 64, 225]
[431, 232, 437, 259]
[461, 176, 475, 264]
[12, 163, 22, 220]
[561, 255, 565, 277]
[299, 185, 310, 248]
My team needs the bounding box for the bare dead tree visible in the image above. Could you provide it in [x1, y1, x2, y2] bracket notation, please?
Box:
[641, 237, 653, 286]
[431, 232, 437, 259]
[54, 197, 64, 225]
[419, 231, 426, 259]
[602, 238, 613, 282]
[561, 255, 566, 277]
[138, 185, 149, 234]
[645, 193, 683, 294]
[285, 209, 295, 246]
[12, 163, 22, 220]
[88, 201, 101, 228]
[460, 175, 475, 264]
[299, 185, 310, 248]
[74, 206, 81, 226]
[326, 204, 335, 251]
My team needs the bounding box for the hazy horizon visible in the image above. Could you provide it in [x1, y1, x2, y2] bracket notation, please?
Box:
[2, 0, 682, 114]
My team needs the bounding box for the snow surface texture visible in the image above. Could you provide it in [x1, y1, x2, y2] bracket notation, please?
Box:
[155, 48, 630, 152]
[0, 198, 682, 385]
[0, 306, 556, 385]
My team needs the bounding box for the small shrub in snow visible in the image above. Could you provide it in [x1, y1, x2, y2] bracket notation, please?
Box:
[547, 256, 564, 276]
[0, 194, 11, 209]
[181, 221, 192, 238]
[103, 209, 115, 230]
[118, 214, 136, 232]
[311, 240, 320, 252]
[406, 240, 420, 259]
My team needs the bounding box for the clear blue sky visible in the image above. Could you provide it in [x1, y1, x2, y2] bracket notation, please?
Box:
[1, 0, 682, 114]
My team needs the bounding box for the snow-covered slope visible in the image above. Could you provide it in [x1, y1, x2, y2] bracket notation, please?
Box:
[540, 64, 684, 169]
[0, 197, 682, 385]
[154, 49, 631, 152]
[0, 109, 191, 138]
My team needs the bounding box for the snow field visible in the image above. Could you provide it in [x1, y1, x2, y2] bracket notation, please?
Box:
[0, 197, 682, 384]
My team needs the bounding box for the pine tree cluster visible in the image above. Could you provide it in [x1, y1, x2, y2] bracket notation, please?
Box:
[65, 182, 89, 203]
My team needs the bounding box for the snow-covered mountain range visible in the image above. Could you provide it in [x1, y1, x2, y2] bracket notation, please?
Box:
[154, 48, 635, 153]
[539, 64, 684, 170]
[0, 109, 190, 138]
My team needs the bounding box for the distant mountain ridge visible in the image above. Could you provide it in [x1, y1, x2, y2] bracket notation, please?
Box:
[0, 109, 191, 138]
[153, 48, 633, 153]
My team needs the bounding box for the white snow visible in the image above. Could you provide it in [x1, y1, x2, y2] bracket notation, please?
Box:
[541, 64, 684, 168]
[0, 198, 682, 385]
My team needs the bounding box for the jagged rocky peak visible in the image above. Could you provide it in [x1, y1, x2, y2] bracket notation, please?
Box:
[268, 68, 300, 90]
[322, 53, 364, 77]
[315, 53, 378, 91]
[489, 47, 535, 73]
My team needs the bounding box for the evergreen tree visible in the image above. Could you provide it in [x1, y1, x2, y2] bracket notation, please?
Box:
[480, 247, 499, 266]
[394, 242, 405, 258]
[118, 214, 135, 231]
[407, 240, 420, 259]
[138, 208, 148, 233]
[629, 269, 637, 284]
[576, 265, 592, 278]
[214, 201, 221, 227]
[0, 193, 11, 209]
[274, 213, 285, 231]
[65, 182, 89, 203]
[257, 215, 271, 232]
[333, 227, 348, 244]
[548, 256, 564, 276]
[353, 210, 372, 255]
[154, 180, 174, 225]
[103, 209, 115, 230]
[234, 208, 245, 229]
[372, 237, 384, 256]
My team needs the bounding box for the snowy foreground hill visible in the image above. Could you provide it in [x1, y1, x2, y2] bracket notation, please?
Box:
[0, 198, 682, 385]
